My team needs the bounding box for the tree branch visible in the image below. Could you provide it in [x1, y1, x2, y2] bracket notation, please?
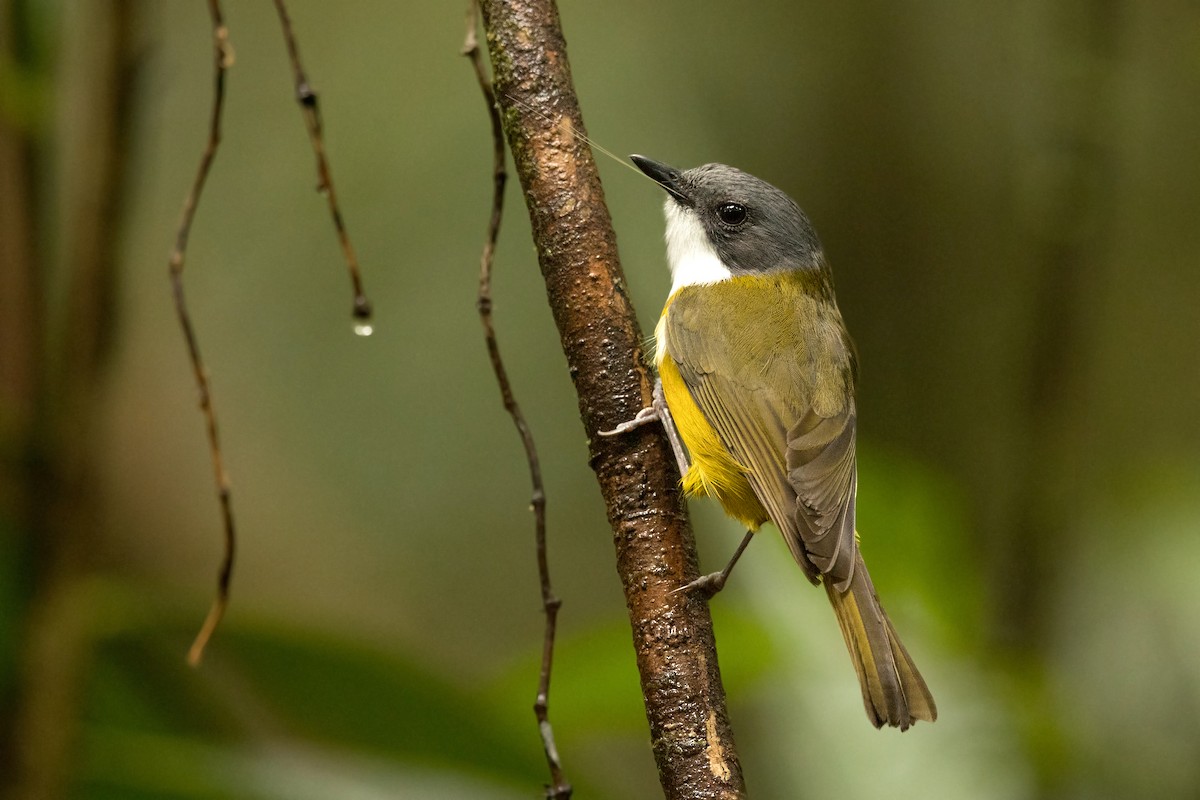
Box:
[462, 5, 571, 797]
[477, 1, 746, 796]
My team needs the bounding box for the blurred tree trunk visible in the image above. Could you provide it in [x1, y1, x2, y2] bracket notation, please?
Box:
[1000, 1, 1120, 796]
[0, 2, 137, 797]
[997, 0, 1119, 655]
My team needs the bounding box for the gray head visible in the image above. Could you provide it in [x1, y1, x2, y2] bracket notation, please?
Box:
[630, 155, 825, 292]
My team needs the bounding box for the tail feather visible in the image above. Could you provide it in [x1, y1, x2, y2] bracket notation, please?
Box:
[824, 550, 936, 730]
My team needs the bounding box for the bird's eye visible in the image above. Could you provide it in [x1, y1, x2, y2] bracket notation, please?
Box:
[717, 202, 747, 226]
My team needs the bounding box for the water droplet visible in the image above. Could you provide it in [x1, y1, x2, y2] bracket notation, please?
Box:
[353, 322, 374, 337]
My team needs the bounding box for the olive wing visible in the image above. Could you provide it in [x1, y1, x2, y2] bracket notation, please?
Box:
[665, 287, 859, 589]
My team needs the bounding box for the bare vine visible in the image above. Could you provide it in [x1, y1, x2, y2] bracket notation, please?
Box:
[272, 0, 372, 324]
[176, 1, 372, 664]
[169, 0, 235, 667]
[463, 4, 571, 797]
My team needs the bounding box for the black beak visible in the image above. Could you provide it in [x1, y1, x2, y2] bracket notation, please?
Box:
[630, 154, 692, 207]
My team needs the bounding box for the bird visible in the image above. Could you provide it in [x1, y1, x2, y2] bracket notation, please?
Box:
[606, 155, 936, 730]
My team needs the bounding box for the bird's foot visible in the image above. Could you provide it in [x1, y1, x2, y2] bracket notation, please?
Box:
[599, 378, 689, 476]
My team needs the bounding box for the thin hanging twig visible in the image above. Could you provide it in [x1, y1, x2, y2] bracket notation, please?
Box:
[170, 0, 235, 667]
[272, 0, 372, 325]
[463, 4, 571, 798]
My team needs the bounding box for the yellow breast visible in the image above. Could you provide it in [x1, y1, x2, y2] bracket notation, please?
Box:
[655, 301, 770, 531]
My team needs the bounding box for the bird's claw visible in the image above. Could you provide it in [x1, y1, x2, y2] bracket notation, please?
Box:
[599, 405, 660, 436]
[671, 571, 727, 598]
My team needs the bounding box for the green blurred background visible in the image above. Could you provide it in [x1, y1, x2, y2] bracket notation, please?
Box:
[3, 1, 1199, 797]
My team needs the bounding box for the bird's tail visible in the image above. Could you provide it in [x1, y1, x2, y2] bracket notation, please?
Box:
[824, 550, 937, 730]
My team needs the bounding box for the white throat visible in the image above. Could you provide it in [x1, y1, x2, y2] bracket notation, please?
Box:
[663, 201, 732, 295]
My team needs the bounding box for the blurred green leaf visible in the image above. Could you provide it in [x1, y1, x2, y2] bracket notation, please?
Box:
[220, 625, 546, 786]
[82, 729, 239, 800]
[76, 616, 547, 797]
[481, 603, 776, 737]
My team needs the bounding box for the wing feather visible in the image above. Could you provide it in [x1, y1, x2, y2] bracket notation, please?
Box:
[666, 283, 858, 588]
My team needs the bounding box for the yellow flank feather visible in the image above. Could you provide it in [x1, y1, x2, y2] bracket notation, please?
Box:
[655, 305, 769, 531]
